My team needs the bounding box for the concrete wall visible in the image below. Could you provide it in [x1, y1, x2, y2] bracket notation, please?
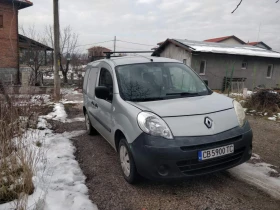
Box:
[191, 53, 280, 90]
[0, 67, 18, 84]
[255, 43, 269, 50]
[160, 43, 192, 66]
[219, 38, 243, 45]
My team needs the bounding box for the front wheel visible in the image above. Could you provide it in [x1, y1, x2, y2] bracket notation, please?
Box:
[119, 138, 138, 184]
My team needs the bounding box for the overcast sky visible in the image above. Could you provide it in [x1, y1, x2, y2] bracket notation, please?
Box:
[19, 0, 280, 53]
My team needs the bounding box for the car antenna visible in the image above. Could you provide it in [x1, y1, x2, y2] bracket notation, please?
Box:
[134, 53, 154, 62]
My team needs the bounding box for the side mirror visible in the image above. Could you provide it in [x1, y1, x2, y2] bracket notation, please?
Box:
[203, 80, 208, 86]
[95, 86, 110, 100]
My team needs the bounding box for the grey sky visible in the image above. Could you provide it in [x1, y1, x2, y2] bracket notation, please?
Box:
[19, 0, 280, 53]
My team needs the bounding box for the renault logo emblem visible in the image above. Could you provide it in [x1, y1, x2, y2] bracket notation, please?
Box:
[204, 117, 213, 129]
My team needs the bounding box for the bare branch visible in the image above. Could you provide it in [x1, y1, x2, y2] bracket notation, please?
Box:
[276, 0, 279, 3]
[232, 0, 243, 13]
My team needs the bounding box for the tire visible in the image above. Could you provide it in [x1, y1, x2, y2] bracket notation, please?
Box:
[118, 138, 138, 184]
[85, 112, 97, 135]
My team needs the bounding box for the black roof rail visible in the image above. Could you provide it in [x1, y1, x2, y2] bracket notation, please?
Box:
[103, 51, 154, 59]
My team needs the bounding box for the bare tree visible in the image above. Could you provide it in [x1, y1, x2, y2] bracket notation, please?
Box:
[46, 25, 79, 83]
[232, 0, 279, 13]
[19, 26, 52, 85]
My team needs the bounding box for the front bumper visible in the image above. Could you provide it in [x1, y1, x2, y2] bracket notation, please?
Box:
[130, 121, 253, 180]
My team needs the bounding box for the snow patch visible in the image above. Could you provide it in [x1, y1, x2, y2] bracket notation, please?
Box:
[229, 159, 280, 200]
[44, 103, 68, 122]
[268, 117, 277, 121]
[61, 100, 84, 104]
[0, 111, 97, 210]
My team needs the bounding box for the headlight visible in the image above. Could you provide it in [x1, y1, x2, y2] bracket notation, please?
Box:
[137, 112, 173, 139]
[233, 100, 246, 127]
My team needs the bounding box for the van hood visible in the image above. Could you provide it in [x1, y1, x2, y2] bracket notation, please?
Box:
[129, 93, 233, 117]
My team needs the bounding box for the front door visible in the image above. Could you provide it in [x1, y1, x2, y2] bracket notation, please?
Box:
[94, 67, 114, 144]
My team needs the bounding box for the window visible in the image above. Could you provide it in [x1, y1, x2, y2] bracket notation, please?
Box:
[267, 64, 273, 78]
[99, 68, 113, 101]
[0, 15, 3, 28]
[87, 67, 98, 98]
[183, 59, 187, 65]
[199, 60, 206, 75]
[83, 68, 90, 93]
[241, 62, 247, 69]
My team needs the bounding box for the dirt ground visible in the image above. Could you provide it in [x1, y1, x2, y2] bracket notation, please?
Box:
[247, 116, 280, 167]
[56, 98, 280, 210]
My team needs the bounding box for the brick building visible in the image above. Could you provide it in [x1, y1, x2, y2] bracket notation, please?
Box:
[0, 0, 33, 83]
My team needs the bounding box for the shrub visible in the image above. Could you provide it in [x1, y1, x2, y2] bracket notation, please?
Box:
[245, 90, 280, 113]
[0, 84, 43, 209]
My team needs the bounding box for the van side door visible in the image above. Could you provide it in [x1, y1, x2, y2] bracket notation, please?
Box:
[87, 67, 104, 133]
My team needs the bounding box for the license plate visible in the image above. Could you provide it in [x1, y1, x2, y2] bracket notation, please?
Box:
[198, 144, 234, 161]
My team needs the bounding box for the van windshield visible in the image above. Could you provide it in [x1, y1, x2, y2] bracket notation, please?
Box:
[115, 62, 211, 102]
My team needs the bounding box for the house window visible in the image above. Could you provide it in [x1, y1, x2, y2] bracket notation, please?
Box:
[183, 59, 187, 65]
[267, 64, 273, 78]
[199, 60, 206, 75]
[0, 15, 3, 28]
[241, 62, 247, 69]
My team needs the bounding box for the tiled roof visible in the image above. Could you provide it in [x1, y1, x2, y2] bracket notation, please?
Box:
[204, 36, 232, 42]
[247, 42, 259, 46]
[247, 41, 272, 50]
[152, 39, 280, 58]
[9, 0, 33, 9]
[204, 35, 246, 44]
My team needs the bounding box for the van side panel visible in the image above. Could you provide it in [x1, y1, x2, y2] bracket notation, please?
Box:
[112, 95, 143, 145]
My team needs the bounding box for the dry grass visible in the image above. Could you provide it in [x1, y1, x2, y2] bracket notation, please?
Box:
[0, 85, 47, 209]
[245, 90, 280, 114]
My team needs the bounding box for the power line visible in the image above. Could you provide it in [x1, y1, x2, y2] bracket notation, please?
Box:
[117, 40, 155, 47]
[76, 40, 114, 48]
[116, 45, 151, 51]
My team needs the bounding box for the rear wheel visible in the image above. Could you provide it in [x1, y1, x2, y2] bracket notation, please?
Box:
[85, 112, 97, 135]
[119, 138, 138, 184]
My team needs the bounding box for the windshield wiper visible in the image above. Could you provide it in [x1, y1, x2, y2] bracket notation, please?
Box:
[129, 97, 165, 102]
[166, 92, 200, 96]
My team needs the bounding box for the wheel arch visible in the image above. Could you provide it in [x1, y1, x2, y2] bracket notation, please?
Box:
[114, 129, 126, 152]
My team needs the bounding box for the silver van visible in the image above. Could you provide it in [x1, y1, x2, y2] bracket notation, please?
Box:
[83, 56, 252, 183]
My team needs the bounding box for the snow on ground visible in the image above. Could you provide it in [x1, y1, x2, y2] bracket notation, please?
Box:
[44, 103, 68, 122]
[61, 88, 82, 95]
[0, 105, 96, 210]
[43, 103, 85, 123]
[268, 116, 277, 121]
[61, 99, 84, 104]
[229, 154, 280, 200]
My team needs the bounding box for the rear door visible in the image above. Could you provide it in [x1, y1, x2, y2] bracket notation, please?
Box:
[83, 67, 91, 106]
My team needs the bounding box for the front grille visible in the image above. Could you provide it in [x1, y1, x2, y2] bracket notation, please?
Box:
[180, 135, 242, 151]
[177, 147, 245, 176]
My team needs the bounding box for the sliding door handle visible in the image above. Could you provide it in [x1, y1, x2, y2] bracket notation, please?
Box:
[91, 101, 98, 108]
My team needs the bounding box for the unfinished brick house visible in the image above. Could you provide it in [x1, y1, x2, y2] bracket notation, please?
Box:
[0, 0, 33, 83]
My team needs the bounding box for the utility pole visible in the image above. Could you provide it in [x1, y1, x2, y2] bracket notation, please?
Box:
[114, 36, 116, 55]
[53, 0, 61, 101]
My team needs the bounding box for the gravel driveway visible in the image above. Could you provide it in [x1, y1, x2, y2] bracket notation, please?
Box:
[58, 92, 280, 210]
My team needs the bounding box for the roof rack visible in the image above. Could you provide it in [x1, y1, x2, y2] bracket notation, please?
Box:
[103, 51, 153, 59]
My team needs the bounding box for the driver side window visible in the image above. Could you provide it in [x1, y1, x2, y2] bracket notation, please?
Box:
[170, 67, 196, 92]
[99, 68, 113, 101]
